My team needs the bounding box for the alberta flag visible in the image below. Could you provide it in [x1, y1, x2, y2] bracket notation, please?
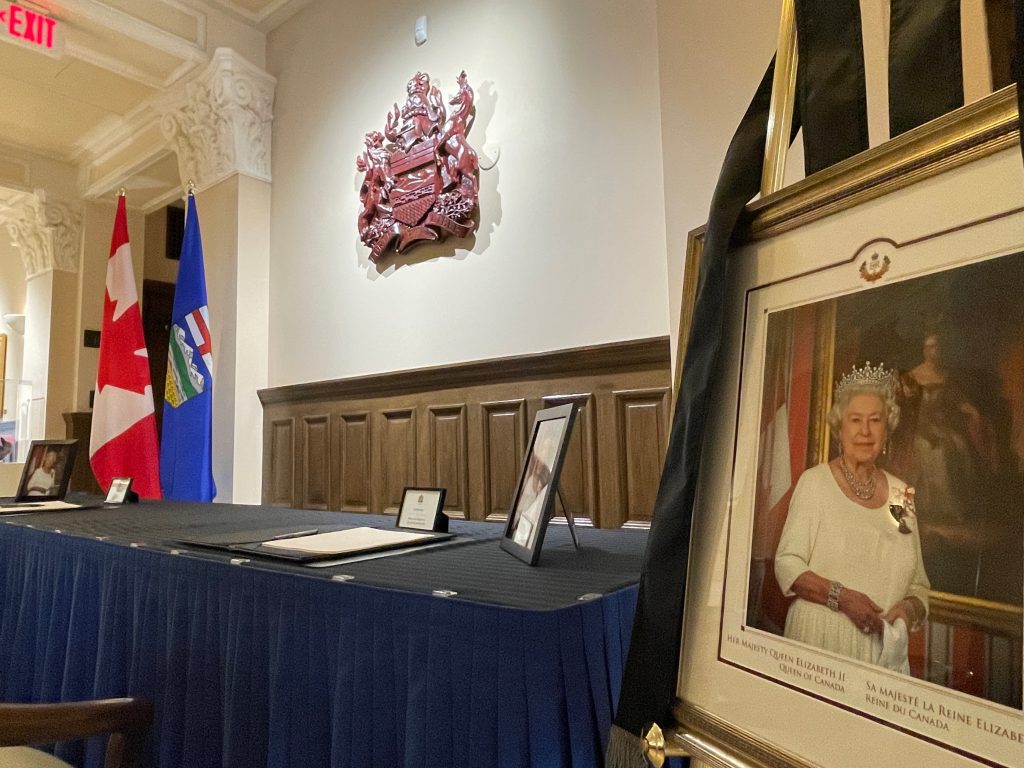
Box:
[160, 193, 217, 501]
[90, 194, 162, 498]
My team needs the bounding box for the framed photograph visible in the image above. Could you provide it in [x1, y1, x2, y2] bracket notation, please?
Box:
[500, 403, 577, 566]
[105, 477, 136, 505]
[674, 89, 1023, 768]
[396, 487, 448, 532]
[16, 439, 77, 502]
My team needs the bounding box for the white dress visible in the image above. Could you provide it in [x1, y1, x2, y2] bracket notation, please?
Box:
[774, 464, 930, 664]
[25, 467, 56, 496]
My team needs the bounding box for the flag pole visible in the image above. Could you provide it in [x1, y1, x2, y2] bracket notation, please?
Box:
[761, 0, 798, 196]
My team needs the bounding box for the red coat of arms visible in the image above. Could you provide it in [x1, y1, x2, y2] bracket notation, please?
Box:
[356, 71, 480, 261]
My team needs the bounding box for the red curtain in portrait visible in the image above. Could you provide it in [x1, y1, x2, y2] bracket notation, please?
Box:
[749, 304, 815, 632]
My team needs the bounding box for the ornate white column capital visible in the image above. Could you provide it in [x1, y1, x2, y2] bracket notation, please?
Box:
[159, 47, 277, 191]
[0, 190, 82, 278]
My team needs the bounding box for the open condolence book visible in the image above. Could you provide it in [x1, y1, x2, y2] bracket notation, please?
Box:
[180, 525, 451, 562]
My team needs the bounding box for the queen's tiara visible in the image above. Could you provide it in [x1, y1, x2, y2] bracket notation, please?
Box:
[834, 361, 898, 400]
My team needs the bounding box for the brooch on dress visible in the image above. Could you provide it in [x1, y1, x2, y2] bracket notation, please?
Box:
[889, 505, 913, 534]
[888, 486, 916, 534]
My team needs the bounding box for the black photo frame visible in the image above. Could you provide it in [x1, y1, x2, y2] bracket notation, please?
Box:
[396, 487, 448, 532]
[15, 439, 77, 502]
[500, 403, 577, 565]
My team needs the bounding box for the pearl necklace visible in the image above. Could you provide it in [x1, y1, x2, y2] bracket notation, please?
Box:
[839, 455, 876, 500]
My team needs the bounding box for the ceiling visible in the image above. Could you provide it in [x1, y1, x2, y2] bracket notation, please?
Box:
[0, 0, 307, 209]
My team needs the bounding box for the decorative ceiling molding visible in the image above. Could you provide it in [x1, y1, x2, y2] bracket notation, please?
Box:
[138, 185, 188, 216]
[79, 113, 171, 200]
[208, 0, 312, 32]
[62, 40, 202, 91]
[0, 154, 31, 191]
[61, 0, 208, 65]
[158, 47, 276, 190]
[0, 190, 82, 278]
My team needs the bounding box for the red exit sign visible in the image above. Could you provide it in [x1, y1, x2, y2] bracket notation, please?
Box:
[0, 3, 59, 54]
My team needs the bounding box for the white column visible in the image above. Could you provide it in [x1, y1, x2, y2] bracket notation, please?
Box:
[0, 190, 83, 441]
[158, 48, 275, 503]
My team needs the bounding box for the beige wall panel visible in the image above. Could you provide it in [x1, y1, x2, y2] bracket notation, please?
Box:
[266, 0, 670, 387]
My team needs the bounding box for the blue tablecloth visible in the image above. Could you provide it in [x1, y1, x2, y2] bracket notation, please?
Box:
[0, 506, 641, 768]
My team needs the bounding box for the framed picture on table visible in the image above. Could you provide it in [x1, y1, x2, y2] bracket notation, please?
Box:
[500, 403, 577, 566]
[15, 440, 77, 502]
[671, 89, 1024, 768]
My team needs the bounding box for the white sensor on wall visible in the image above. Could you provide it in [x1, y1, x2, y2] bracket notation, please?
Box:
[415, 16, 427, 45]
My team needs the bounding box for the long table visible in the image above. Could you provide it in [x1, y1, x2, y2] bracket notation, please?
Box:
[0, 501, 645, 768]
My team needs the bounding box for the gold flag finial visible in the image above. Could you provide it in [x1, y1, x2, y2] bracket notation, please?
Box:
[186, 179, 196, 197]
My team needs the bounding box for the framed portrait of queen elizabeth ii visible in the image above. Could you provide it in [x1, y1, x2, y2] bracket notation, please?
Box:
[672, 88, 1024, 768]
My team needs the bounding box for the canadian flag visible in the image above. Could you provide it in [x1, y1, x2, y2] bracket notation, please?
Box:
[89, 195, 161, 498]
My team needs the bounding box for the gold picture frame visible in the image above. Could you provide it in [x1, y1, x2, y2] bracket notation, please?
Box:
[671, 86, 1024, 768]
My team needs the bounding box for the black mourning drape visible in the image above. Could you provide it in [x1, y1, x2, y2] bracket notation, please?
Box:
[889, 0, 964, 138]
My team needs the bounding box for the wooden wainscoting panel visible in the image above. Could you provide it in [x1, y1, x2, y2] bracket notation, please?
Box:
[260, 337, 672, 522]
[378, 409, 417, 514]
[335, 412, 371, 512]
[480, 399, 527, 520]
[542, 393, 597, 524]
[613, 388, 670, 525]
[301, 415, 330, 510]
[426, 404, 468, 518]
[269, 418, 295, 507]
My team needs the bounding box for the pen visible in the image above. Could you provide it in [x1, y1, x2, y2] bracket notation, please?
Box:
[268, 528, 319, 541]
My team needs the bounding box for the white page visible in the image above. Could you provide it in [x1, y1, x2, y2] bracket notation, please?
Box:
[260, 526, 432, 554]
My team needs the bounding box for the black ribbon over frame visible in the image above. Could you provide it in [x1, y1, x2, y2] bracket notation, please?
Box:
[795, 0, 870, 174]
[889, 0, 964, 138]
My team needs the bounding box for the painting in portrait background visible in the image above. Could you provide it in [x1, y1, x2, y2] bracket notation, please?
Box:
[745, 249, 1024, 709]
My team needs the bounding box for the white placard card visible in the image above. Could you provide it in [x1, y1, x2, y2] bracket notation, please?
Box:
[397, 488, 447, 532]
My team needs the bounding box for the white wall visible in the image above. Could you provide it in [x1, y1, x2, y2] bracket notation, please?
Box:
[656, 0, 784, 372]
[22, 271, 53, 439]
[266, 0, 670, 386]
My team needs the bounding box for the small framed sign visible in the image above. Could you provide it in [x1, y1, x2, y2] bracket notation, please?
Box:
[500, 403, 577, 565]
[105, 477, 138, 505]
[396, 487, 448, 532]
